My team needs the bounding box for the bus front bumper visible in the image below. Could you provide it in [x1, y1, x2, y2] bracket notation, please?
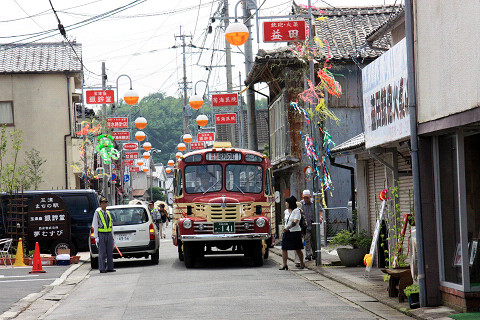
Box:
[179, 233, 269, 242]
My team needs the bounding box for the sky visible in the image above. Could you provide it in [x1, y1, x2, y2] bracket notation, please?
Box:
[2, 0, 397, 102]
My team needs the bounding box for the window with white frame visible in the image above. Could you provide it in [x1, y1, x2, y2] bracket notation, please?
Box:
[0, 101, 14, 125]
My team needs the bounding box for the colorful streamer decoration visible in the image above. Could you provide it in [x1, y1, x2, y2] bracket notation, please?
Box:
[290, 102, 311, 124]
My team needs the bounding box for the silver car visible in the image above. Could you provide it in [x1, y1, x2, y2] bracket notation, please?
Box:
[89, 204, 160, 269]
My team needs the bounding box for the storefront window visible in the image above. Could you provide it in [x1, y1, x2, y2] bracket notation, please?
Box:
[464, 133, 480, 287]
[438, 134, 462, 285]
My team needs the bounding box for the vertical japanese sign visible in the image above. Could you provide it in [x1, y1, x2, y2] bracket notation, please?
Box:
[212, 93, 238, 107]
[215, 113, 237, 124]
[263, 20, 306, 42]
[27, 194, 70, 242]
[85, 90, 115, 104]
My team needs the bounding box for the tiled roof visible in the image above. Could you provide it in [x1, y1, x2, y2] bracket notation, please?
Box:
[330, 132, 365, 156]
[296, 4, 403, 60]
[366, 8, 405, 42]
[0, 42, 82, 73]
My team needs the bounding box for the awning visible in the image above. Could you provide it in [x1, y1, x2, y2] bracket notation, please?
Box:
[330, 133, 365, 157]
[132, 189, 146, 197]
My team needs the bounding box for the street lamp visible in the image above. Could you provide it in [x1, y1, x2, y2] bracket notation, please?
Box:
[137, 159, 144, 166]
[135, 131, 146, 141]
[167, 159, 175, 166]
[142, 152, 151, 160]
[143, 142, 152, 151]
[225, 22, 249, 46]
[176, 152, 183, 159]
[183, 134, 192, 144]
[196, 114, 209, 127]
[189, 80, 210, 110]
[135, 117, 147, 129]
[177, 143, 186, 152]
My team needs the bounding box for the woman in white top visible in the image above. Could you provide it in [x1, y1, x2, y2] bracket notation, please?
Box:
[279, 195, 305, 270]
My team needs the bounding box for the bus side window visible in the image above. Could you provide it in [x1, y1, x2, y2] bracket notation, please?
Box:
[175, 169, 183, 196]
[265, 169, 272, 196]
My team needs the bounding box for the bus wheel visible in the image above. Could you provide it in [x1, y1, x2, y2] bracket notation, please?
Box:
[178, 240, 184, 261]
[183, 242, 196, 268]
[252, 240, 264, 267]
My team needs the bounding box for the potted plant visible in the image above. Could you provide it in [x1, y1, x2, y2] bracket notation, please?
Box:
[331, 229, 372, 267]
[404, 283, 420, 309]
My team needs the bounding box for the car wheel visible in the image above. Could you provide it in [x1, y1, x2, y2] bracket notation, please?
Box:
[178, 241, 184, 261]
[150, 249, 159, 265]
[90, 255, 98, 269]
[50, 240, 77, 256]
[252, 240, 264, 267]
[183, 242, 196, 268]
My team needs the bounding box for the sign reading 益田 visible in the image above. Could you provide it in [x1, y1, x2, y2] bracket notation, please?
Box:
[263, 20, 306, 42]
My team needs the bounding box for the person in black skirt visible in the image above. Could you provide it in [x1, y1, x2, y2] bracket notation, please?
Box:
[279, 195, 305, 270]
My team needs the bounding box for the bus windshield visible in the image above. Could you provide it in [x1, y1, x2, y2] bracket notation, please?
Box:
[226, 164, 263, 194]
[185, 164, 222, 194]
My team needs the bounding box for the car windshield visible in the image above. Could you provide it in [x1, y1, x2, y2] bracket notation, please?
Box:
[109, 207, 149, 225]
[226, 164, 263, 194]
[184, 164, 222, 194]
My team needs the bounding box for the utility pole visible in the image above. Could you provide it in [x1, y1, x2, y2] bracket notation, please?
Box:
[175, 26, 192, 134]
[243, 0, 258, 151]
[101, 62, 109, 202]
[224, 0, 237, 145]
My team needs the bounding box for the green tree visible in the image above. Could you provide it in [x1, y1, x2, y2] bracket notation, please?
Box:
[24, 148, 47, 190]
[152, 187, 166, 202]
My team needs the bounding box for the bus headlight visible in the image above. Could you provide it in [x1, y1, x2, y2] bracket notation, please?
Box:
[256, 218, 266, 228]
[183, 219, 192, 229]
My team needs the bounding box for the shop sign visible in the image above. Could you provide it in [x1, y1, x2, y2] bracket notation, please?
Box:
[198, 132, 215, 141]
[124, 152, 139, 159]
[263, 20, 306, 42]
[215, 113, 237, 124]
[27, 194, 70, 241]
[362, 38, 409, 149]
[190, 141, 205, 150]
[212, 93, 238, 107]
[107, 117, 128, 129]
[129, 166, 140, 172]
[123, 159, 134, 166]
[123, 143, 138, 150]
[112, 131, 129, 140]
[85, 90, 114, 104]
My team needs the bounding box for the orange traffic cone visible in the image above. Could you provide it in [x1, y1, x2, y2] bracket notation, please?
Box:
[29, 242, 46, 274]
[12, 238, 27, 267]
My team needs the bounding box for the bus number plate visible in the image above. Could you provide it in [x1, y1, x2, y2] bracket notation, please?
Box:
[214, 222, 235, 233]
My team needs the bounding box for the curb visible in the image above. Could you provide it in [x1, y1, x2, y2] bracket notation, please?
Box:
[0, 258, 88, 320]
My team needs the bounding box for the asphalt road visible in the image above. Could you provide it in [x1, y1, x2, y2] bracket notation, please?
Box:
[0, 264, 70, 315]
[41, 229, 381, 320]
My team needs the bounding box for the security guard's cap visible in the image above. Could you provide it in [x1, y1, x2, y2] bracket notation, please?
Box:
[100, 197, 108, 203]
[148, 200, 154, 205]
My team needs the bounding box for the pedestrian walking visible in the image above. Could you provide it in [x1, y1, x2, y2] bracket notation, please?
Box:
[159, 204, 168, 239]
[279, 195, 305, 270]
[149, 201, 161, 232]
[294, 201, 306, 267]
[92, 197, 116, 273]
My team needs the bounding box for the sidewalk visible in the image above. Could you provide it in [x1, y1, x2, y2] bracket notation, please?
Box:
[271, 246, 458, 320]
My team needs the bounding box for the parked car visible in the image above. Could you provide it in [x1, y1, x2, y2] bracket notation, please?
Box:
[89, 204, 160, 269]
[0, 189, 99, 256]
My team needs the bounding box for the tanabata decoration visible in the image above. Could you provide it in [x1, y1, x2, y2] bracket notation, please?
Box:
[291, 102, 311, 124]
[364, 254, 373, 267]
[96, 134, 120, 165]
[378, 189, 389, 201]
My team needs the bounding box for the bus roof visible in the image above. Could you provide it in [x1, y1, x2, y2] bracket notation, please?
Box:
[179, 147, 271, 165]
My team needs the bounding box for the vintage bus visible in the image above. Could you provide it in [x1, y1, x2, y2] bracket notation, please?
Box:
[172, 142, 276, 268]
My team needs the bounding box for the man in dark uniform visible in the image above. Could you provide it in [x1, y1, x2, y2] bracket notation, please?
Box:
[92, 197, 116, 273]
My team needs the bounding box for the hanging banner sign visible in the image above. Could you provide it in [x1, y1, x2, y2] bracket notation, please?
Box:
[190, 141, 205, 150]
[107, 117, 128, 129]
[123, 159, 134, 166]
[198, 132, 215, 142]
[27, 194, 70, 242]
[123, 142, 138, 151]
[129, 166, 140, 172]
[112, 131, 130, 141]
[263, 20, 306, 42]
[215, 113, 237, 124]
[124, 152, 139, 160]
[212, 93, 238, 107]
[85, 90, 115, 104]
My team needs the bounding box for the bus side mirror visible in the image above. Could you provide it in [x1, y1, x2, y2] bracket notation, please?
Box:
[274, 191, 280, 203]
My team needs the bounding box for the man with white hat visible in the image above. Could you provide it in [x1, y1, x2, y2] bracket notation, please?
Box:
[301, 189, 323, 260]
